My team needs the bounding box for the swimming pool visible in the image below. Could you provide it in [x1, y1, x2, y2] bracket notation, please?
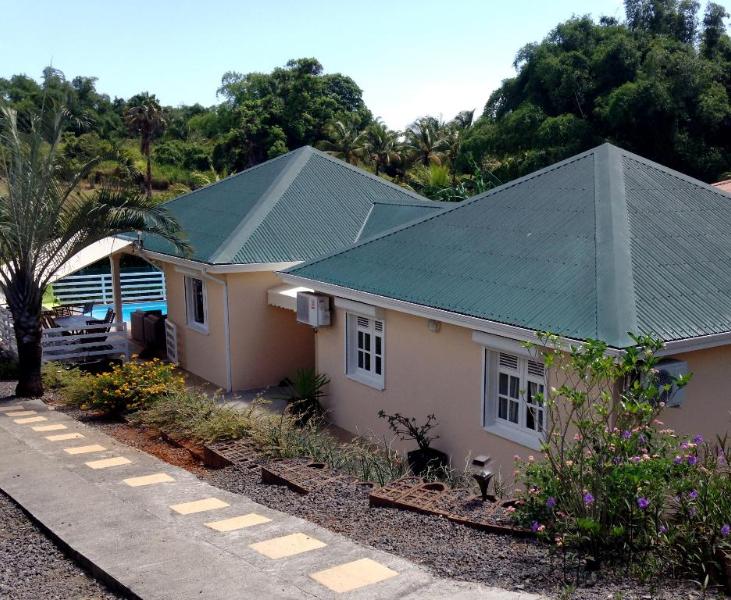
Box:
[91, 301, 167, 324]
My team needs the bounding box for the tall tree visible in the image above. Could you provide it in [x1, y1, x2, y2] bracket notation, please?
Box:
[362, 119, 401, 175]
[404, 116, 448, 167]
[318, 118, 366, 164]
[124, 93, 166, 198]
[0, 106, 187, 396]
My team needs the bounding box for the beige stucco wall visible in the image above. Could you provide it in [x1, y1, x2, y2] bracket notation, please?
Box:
[161, 263, 314, 391]
[226, 271, 314, 391]
[315, 304, 731, 481]
[659, 345, 731, 442]
[162, 263, 228, 389]
[316, 306, 531, 479]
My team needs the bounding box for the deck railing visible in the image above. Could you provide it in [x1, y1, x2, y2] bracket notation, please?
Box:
[51, 270, 166, 305]
[41, 322, 129, 363]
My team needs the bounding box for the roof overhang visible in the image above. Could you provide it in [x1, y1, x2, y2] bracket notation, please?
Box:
[49, 236, 132, 283]
[277, 272, 618, 356]
[278, 273, 731, 357]
[267, 284, 313, 311]
[136, 248, 300, 274]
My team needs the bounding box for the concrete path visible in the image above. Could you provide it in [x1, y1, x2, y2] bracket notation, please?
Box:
[0, 399, 541, 600]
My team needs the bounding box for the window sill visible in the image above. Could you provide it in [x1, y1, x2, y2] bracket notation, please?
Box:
[186, 322, 209, 335]
[484, 422, 543, 450]
[346, 372, 384, 391]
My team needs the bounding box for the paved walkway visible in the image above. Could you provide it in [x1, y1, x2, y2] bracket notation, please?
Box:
[0, 399, 542, 600]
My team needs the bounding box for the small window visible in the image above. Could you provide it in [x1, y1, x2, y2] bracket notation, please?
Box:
[484, 350, 546, 448]
[346, 313, 384, 389]
[184, 276, 208, 332]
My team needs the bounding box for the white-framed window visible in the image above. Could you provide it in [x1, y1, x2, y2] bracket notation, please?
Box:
[346, 313, 384, 389]
[483, 348, 546, 449]
[184, 275, 208, 333]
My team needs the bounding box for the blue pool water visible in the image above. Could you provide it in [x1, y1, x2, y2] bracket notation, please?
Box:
[91, 301, 167, 324]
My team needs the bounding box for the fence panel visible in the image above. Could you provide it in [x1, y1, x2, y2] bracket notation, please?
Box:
[41, 322, 129, 363]
[0, 307, 17, 357]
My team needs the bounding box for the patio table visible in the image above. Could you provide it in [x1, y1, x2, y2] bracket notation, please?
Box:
[54, 315, 93, 331]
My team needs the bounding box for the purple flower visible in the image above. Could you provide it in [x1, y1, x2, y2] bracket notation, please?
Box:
[689, 506, 697, 517]
[680, 441, 689, 450]
[637, 497, 650, 510]
[622, 430, 632, 440]
[546, 497, 556, 509]
[659, 525, 668, 534]
[688, 455, 698, 466]
[638, 433, 648, 445]
[722, 524, 730, 538]
[531, 521, 540, 533]
[693, 434, 704, 445]
[673, 456, 683, 464]
[689, 489, 699, 500]
[583, 492, 595, 506]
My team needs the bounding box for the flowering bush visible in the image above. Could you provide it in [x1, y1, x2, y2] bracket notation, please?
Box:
[84, 358, 185, 415]
[514, 333, 693, 576]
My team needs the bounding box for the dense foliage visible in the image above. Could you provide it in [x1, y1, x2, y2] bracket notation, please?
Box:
[514, 333, 731, 587]
[2, 1, 730, 204]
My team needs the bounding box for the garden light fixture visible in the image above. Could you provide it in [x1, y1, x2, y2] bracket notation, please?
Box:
[471, 455, 493, 501]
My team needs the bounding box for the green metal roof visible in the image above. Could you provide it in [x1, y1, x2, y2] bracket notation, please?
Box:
[357, 202, 444, 242]
[140, 146, 439, 264]
[287, 143, 731, 348]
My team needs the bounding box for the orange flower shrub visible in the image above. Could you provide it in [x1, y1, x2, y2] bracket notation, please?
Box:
[84, 358, 185, 415]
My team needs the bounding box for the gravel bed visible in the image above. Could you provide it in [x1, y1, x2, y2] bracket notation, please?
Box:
[202, 464, 718, 599]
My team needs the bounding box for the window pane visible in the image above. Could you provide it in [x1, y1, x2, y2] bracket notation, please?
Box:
[364, 353, 371, 371]
[375, 356, 382, 375]
[498, 397, 508, 420]
[527, 406, 535, 430]
[375, 336, 382, 355]
[358, 351, 364, 369]
[509, 375, 520, 399]
[499, 373, 508, 396]
[364, 333, 371, 349]
[192, 279, 204, 323]
[509, 400, 519, 423]
[357, 331, 364, 349]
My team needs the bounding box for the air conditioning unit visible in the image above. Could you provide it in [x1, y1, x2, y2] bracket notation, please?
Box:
[296, 292, 331, 327]
[655, 359, 688, 407]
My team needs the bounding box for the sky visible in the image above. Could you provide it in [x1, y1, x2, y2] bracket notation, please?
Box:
[1, 0, 630, 129]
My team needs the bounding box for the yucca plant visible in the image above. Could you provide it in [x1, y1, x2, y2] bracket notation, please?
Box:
[282, 368, 330, 424]
[0, 105, 188, 397]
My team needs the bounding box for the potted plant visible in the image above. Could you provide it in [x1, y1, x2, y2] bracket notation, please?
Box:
[378, 410, 447, 475]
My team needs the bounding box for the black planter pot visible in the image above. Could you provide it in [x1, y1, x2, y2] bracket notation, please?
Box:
[407, 447, 448, 475]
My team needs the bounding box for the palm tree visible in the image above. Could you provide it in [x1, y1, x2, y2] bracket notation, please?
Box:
[318, 118, 366, 165]
[0, 106, 188, 397]
[403, 116, 448, 167]
[124, 93, 166, 198]
[363, 119, 401, 176]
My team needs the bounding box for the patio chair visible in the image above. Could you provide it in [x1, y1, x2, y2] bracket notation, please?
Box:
[53, 305, 73, 318]
[102, 308, 115, 323]
[81, 302, 95, 316]
[41, 311, 58, 329]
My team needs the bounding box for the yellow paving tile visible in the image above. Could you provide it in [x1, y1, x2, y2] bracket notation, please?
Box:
[249, 533, 327, 559]
[86, 457, 132, 469]
[46, 433, 85, 442]
[170, 498, 229, 515]
[64, 444, 106, 455]
[7, 410, 37, 417]
[32, 423, 67, 432]
[205, 513, 272, 532]
[0, 405, 24, 412]
[123, 473, 175, 487]
[310, 558, 399, 593]
[14, 416, 47, 424]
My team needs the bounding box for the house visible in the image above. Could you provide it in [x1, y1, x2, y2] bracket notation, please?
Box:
[279, 143, 731, 474]
[127, 146, 442, 391]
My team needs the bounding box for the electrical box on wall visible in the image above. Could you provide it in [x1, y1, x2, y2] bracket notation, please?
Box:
[296, 292, 331, 327]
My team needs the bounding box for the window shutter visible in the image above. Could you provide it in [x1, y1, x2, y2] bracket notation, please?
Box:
[527, 360, 545, 378]
[357, 316, 370, 328]
[499, 352, 518, 370]
[374, 320, 384, 333]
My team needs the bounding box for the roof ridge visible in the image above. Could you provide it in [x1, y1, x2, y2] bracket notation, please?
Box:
[593, 144, 637, 347]
[307, 147, 436, 204]
[211, 147, 314, 263]
[154, 146, 308, 211]
[286, 148, 599, 276]
[369, 199, 445, 208]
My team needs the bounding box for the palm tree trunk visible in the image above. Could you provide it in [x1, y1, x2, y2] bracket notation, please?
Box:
[145, 148, 152, 199]
[6, 274, 44, 397]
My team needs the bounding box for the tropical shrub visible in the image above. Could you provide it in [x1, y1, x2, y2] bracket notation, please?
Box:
[514, 334, 693, 575]
[282, 368, 329, 423]
[83, 359, 184, 415]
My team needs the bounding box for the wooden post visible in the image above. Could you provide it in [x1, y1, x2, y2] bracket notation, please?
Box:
[109, 253, 124, 324]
